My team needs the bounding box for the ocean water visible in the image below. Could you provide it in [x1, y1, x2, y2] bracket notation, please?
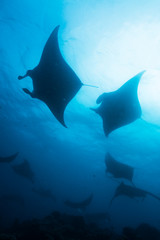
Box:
[0, 0, 160, 234]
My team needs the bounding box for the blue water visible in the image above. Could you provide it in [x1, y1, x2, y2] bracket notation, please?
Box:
[1, 0, 160, 233]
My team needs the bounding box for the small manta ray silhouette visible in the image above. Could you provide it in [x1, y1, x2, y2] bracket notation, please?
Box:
[91, 71, 145, 136]
[18, 25, 96, 127]
[11, 159, 35, 183]
[105, 152, 134, 184]
[110, 182, 160, 206]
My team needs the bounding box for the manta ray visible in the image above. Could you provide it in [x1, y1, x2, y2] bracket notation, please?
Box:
[18, 25, 95, 127]
[105, 153, 134, 184]
[0, 152, 18, 163]
[64, 193, 93, 211]
[91, 71, 145, 136]
[11, 159, 35, 183]
[110, 182, 160, 205]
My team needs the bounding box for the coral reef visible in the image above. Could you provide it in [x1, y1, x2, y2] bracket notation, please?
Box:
[1, 212, 160, 240]
[0, 211, 120, 240]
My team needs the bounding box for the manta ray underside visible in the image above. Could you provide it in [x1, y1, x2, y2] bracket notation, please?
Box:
[105, 153, 134, 184]
[18, 25, 83, 127]
[91, 71, 145, 136]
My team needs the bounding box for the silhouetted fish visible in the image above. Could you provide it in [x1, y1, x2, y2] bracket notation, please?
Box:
[12, 159, 34, 183]
[0, 152, 18, 163]
[105, 153, 134, 184]
[64, 193, 93, 210]
[32, 186, 56, 201]
[91, 71, 145, 136]
[110, 182, 160, 205]
[18, 25, 96, 127]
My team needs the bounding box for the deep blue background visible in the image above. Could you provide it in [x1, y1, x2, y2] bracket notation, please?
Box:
[1, 0, 160, 233]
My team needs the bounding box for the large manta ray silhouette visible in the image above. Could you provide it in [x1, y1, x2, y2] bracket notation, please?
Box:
[110, 182, 160, 206]
[91, 71, 145, 136]
[18, 25, 95, 127]
[105, 153, 134, 184]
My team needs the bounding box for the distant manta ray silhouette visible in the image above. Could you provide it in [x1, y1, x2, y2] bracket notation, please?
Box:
[12, 159, 35, 183]
[110, 182, 160, 206]
[91, 71, 145, 136]
[0, 152, 18, 163]
[18, 25, 97, 127]
[105, 153, 134, 184]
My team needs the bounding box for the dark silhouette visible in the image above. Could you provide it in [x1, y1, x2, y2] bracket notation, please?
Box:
[91, 71, 145, 136]
[12, 159, 34, 183]
[110, 182, 160, 205]
[105, 153, 134, 184]
[0, 152, 18, 163]
[18, 25, 96, 127]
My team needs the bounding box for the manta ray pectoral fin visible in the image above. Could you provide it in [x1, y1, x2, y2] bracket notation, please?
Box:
[58, 117, 67, 128]
[47, 104, 67, 128]
[22, 88, 34, 98]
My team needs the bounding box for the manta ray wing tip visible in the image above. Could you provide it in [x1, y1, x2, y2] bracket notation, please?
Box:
[60, 120, 67, 128]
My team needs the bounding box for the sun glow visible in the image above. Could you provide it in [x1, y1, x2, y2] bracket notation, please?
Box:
[62, 3, 160, 126]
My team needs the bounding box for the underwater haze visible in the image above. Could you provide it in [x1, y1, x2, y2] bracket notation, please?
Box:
[1, 0, 160, 234]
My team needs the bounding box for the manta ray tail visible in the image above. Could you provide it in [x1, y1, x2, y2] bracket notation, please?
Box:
[83, 84, 99, 88]
[58, 119, 67, 128]
[147, 191, 160, 202]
